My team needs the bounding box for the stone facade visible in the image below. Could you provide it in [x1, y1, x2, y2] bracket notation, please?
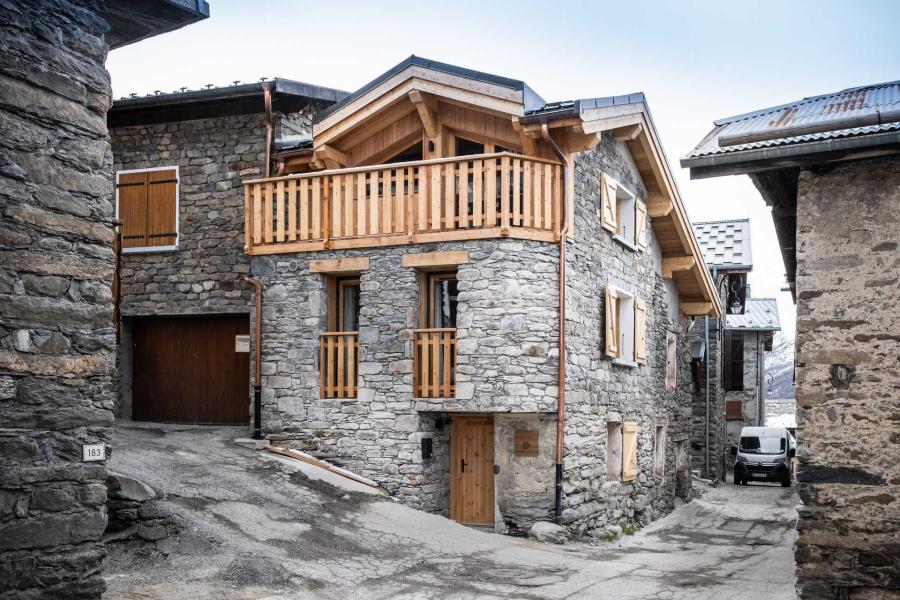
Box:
[110, 105, 327, 417]
[254, 130, 697, 535]
[793, 155, 900, 599]
[0, 1, 115, 597]
[724, 329, 766, 459]
[688, 313, 727, 481]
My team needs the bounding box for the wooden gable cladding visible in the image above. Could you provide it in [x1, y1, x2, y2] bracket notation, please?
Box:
[438, 103, 521, 150]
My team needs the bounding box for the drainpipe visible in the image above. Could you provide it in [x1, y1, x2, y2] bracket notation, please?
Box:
[756, 334, 763, 426]
[541, 123, 569, 524]
[262, 82, 273, 179]
[245, 275, 264, 440]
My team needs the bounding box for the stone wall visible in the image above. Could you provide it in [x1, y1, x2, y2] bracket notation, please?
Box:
[561, 131, 695, 536]
[793, 155, 900, 599]
[110, 106, 326, 417]
[688, 313, 726, 481]
[724, 329, 764, 459]
[0, 1, 114, 597]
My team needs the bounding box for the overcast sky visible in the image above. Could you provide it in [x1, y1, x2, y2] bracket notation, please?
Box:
[107, 0, 900, 339]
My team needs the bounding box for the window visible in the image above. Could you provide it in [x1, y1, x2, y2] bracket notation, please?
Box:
[654, 425, 666, 475]
[327, 276, 360, 332]
[116, 167, 179, 253]
[385, 143, 423, 164]
[454, 137, 485, 157]
[607, 422, 623, 481]
[424, 272, 458, 328]
[665, 334, 678, 391]
[604, 285, 646, 366]
[723, 333, 745, 391]
[600, 173, 647, 250]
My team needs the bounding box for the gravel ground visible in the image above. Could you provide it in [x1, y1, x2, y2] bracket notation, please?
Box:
[103, 422, 799, 599]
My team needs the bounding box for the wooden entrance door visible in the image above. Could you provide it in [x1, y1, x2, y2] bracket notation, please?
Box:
[450, 415, 495, 525]
[132, 315, 250, 424]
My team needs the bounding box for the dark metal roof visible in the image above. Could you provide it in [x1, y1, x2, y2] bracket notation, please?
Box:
[315, 55, 545, 123]
[692, 219, 753, 270]
[109, 78, 349, 128]
[683, 80, 900, 165]
[523, 93, 647, 120]
[104, 0, 209, 50]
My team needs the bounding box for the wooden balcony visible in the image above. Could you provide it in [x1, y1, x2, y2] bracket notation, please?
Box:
[243, 152, 563, 255]
[414, 328, 456, 398]
[319, 332, 358, 398]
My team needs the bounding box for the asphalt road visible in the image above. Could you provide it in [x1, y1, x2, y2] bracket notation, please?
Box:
[103, 422, 799, 599]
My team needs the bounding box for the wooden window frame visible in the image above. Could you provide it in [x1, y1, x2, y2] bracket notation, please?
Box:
[115, 166, 179, 254]
[422, 271, 457, 328]
[654, 425, 666, 476]
[326, 275, 361, 332]
[723, 332, 745, 391]
[607, 284, 642, 367]
[601, 174, 646, 251]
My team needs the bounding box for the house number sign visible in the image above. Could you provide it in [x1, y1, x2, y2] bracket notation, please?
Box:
[82, 444, 106, 462]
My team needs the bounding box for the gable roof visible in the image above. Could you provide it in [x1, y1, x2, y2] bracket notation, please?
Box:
[726, 298, 780, 332]
[692, 219, 752, 271]
[682, 80, 900, 166]
[317, 55, 545, 123]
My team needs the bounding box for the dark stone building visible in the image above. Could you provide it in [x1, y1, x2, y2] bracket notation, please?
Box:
[684, 81, 900, 599]
[0, 1, 207, 598]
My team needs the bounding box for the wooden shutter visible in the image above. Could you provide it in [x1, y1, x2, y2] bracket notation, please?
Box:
[635, 199, 648, 251]
[634, 298, 647, 364]
[118, 172, 148, 249]
[117, 168, 177, 250]
[604, 285, 619, 358]
[622, 421, 638, 482]
[600, 174, 618, 233]
[723, 333, 744, 391]
[725, 400, 743, 420]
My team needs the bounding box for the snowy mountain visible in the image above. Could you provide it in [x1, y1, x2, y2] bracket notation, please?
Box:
[766, 331, 795, 399]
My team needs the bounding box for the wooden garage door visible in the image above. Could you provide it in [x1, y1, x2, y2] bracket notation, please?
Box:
[132, 315, 249, 424]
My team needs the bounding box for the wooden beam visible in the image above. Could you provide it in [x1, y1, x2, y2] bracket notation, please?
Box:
[614, 124, 643, 142]
[409, 90, 439, 139]
[647, 192, 673, 217]
[310, 257, 370, 273]
[680, 302, 715, 316]
[401, 250, 469, 269]
[313, 144, 348, 169]
[661, 256, 695, 278]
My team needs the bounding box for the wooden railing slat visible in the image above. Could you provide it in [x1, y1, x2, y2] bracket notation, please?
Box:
[412, 329, 456, 399]
[319, 332, 359, 398]
[288, 179, 297, 241]
[472, 159, 483, 227]
[299, 179, 309, 240]
[275, 180, 285, 242]
[500, 155, 510, 230]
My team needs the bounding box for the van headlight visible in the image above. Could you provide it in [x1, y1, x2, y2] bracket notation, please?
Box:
[736, 456, 748, 464]
[773, 456, 786, 464]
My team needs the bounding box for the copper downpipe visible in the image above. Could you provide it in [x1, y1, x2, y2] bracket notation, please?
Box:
[541, 123, 569, 523]
[245, 275, 263, 439]
[262, 82, 273, 179]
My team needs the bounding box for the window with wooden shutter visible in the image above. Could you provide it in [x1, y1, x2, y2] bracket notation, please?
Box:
[622, 421, 638, 481]
[634, 298, 647, 364]
[604, 285, 619, 358]
[635, 199, 648, 251]
[116, 167, 178, 252]
[600, 174, 618, 233]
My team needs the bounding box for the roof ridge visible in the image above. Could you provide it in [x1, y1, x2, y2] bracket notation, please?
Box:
[713, 79, 900, 126]
[692, 218, 750, 225]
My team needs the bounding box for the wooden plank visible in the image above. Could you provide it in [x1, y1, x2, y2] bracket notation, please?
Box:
[553, 165, 562, 234]
[253, 184, 263, 244]
[299, 179, 309, 240]
[543, 163, 552, 231]
[430, 164, 441, 230]
[416, 166, 427, 233]
[275, 180, 285, 242]
[263, 183, 273, 243]
[444, 163, 455, 230]
[348, 336, 357, 397]
[523, 161, 532, 227]
[430, 332, 439, 397]
[485, 158, 496, 227]
[368, 171, 379, 235]
[401, 251, 469, 268]
[331, 175, 343, 237]
[500, 155, 510, 229]
[472, 159, 483, 227]
[357, 172, 367, 237]
[287, 179, 297, 241]
[532, 161, 542, 229]
[311, 178, 321, 239]
[382, 169, 393, 234]
[442, 331, 452, 397]
[336, 334, 345, 397]
[512, 158, 521, 226]
[309, 257, 370, 273]
[457, 161, 469, 228]
[343, 175, 354, 237]
[243, 184, 251, 249]
[662, 256, 695, 278]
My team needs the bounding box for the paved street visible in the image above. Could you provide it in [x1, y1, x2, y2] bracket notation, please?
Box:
[104, 423, 799, 599]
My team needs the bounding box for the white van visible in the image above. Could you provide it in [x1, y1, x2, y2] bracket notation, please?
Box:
[731, 426, 796, 487]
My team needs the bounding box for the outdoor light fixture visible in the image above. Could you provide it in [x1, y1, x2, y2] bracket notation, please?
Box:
[690, 340, 706, 359]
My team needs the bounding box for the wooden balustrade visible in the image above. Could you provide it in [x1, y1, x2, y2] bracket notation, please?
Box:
[413, 328, 456, 398]
[243, 152, 563, 255]
[319, 332, 358, 398]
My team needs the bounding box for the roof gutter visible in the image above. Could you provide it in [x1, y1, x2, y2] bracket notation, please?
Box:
[718, 109, 900, 147]
[539, 122, 570, 525]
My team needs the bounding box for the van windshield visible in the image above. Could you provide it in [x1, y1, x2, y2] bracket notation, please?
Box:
[740, 436, 785, 455]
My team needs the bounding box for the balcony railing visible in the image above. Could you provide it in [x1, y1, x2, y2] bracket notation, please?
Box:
[319, 332, 358, 398]
[413, 328, 456, 398]
[243, 152, 563, 255]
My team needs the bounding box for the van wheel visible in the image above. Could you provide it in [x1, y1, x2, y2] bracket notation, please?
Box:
[781, 477, 791, 487]
[741, 478, 748, 486]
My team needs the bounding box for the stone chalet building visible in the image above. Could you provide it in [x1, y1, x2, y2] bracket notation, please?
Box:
[110, 56, 722, 536]
[690, 219, 780, 477]
[683, 81, 899, 599]
[0, 1, 209, 599]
